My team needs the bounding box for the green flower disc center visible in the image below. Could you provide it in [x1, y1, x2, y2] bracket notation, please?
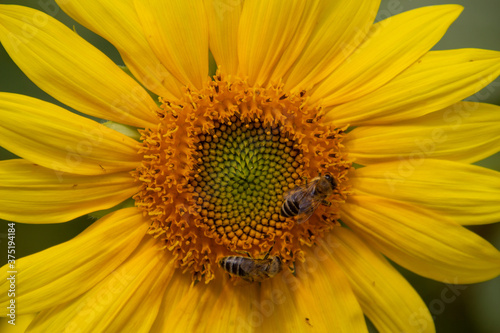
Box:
[191, 117, 302, 248]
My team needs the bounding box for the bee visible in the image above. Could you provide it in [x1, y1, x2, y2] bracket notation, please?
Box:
[218, 249, 282, 282]
[281, 174, 336, 224]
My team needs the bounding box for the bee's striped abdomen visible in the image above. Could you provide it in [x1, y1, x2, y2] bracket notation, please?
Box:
[281, 198, 300, 217]
[220, 256, 246, 277]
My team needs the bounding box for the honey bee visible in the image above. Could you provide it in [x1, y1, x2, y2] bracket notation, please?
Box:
[218, 250, 282, 282]
[281, 174, 336, 224]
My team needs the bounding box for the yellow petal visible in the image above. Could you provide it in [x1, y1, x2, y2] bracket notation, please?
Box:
[206, 280, 261, 332]
[0, 159, 138, 223]
[27, 238, 172, 333]
[159, 279, 223, 332]
[0, 5, 159, 128]
[260, 249, 367, 333]
[350, 159, 500, 225]
[150, 271, 191, 331]
[55, 0, 184, 99]
[312, 5, 462, 106]
[0, 314, 36, 333]
[284, 0, 380, 92]
[238, 1, 320, 86]
[319, 228, 434, 333]
[258, 277, 309, 333]
[324, 49, 500, 126]
[345, 102, 500, 165]
[204, 0, 243, 75]
[0, 208, 150, 315]
[0, 93, 140, 175]
[266, 1, 323, 86]
[341, 195, 500, 284]
[134, 0, 209, 89]
[95, 254, 174, 333]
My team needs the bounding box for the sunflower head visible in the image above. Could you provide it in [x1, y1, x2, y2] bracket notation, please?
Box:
[132, 72, 352, 282]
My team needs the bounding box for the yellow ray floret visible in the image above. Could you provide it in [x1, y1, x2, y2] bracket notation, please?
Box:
[0, 159, 139, 223]
[0, 208, 150, 315]
[342, 196, 500, 284]
[0, 93, 141, 175]
[0, 5, 159, 128]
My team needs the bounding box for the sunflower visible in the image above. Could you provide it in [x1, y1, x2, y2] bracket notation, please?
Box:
[1, 0, 500, 332]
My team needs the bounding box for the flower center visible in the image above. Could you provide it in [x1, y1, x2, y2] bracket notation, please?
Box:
[132, 73, 351, 283]
[192, 118, 301, 248]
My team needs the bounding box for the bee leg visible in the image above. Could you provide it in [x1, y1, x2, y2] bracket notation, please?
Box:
[320, 200, 331, 207]
[262, 243, 275, 259]
[234, 250, 252, 257]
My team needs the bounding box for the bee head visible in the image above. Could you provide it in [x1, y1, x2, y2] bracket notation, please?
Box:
[270, 256, 283, 276]
[324, 174, 336, 189]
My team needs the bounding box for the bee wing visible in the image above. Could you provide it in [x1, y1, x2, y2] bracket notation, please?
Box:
[295, 180, 323, 224]
[244, 259, 273, 282]
[283, 180, 317, 205]
[295, 197, 323, 224]
[283, 185, 305, 201]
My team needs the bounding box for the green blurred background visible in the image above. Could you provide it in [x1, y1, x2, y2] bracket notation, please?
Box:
[0, 0, 499, 332]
